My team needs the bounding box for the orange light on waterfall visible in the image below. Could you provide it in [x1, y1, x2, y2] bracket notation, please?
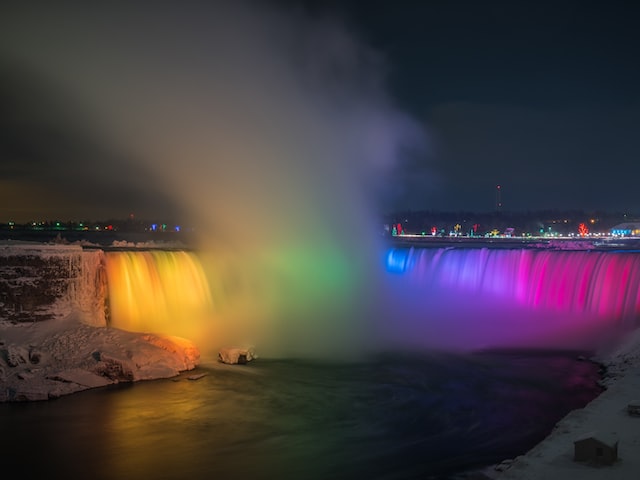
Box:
[104, 251, 214, 340]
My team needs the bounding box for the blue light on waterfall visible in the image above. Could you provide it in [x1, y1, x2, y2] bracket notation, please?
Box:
[386, 248, 413, 274]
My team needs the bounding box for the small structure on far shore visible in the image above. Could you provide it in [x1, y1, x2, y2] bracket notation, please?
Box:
[573, 432, 618, 466]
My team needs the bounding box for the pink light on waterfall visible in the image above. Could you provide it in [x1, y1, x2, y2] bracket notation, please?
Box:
[384, 247, 640, 351]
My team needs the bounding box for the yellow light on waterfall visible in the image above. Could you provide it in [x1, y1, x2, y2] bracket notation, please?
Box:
[105, 251, 214, 338]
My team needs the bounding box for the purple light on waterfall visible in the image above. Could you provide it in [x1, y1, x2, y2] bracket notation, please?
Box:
[382, 247, 640, 352]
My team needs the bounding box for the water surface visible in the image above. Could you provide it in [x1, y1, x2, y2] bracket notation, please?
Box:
[0, 350, 602, 479]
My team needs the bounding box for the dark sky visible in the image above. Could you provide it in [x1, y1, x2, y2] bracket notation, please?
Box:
[321, 0, 640, 214]
[1, 0, 639, 223]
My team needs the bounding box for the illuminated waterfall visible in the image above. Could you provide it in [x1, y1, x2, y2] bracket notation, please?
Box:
[383, 247, 640, 351]
[387, 247, 640, 321]
[101, 246, 640, 357]
[104, 251, 214, 340]
[102, 246, 377, 360]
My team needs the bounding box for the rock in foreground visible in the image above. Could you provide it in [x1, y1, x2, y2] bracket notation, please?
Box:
[218, 346, 256, 365]
[0, 316, 200, 402]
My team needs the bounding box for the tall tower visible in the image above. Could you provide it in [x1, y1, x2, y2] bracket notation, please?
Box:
[496, 184, 502, 212]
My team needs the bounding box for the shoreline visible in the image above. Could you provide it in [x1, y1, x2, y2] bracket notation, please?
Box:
[480, 327, 640, 479]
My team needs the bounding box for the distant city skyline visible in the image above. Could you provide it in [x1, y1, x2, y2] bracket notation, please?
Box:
[3, 207, 637, 240]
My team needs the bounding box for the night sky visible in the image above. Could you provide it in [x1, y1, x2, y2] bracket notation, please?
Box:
[1, 0, 639, 224]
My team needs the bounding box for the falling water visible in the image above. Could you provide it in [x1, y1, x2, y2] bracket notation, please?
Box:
[104, 250, 215, 343]
[101, 245, 639, 358]
[382, 246, 640, 352]
[387, 247, 640, 320]
[101, 244, 384, 360]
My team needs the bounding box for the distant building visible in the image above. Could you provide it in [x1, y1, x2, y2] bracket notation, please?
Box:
[610, 222, 640, 236]
[573, 432, 618, 465]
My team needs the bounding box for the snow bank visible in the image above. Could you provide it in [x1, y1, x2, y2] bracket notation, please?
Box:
[0, 315, 200, 402]
[487, 327, 640, 480]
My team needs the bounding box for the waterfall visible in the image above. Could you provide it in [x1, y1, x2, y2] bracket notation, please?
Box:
[99, 246, 640, 356]
[382, 247, 640, 351]
[101, 246, 379, 360]
[387, 247, 640, 322]
[104, 250, 214, 340]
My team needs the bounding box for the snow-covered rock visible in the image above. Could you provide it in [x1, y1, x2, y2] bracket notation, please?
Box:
[0, 242, 204, 402]
[0, 315, 200, 402]
[218, 346, 256, 365]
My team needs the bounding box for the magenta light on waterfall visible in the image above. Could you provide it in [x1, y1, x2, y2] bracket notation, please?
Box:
[383, 247, 639, 352]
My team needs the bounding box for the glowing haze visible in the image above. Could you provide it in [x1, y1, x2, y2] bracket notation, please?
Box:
[0, 2, 425, 358]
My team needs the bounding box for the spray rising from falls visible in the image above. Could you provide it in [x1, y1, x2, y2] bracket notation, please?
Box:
[0, 3, 429, 358]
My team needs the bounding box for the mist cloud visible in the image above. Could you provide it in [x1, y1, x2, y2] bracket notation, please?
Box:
[0, 0, 427, 357]
[1, 1, 424, 223]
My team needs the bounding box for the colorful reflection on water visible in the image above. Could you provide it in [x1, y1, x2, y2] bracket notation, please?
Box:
[0, 350, 602, 479]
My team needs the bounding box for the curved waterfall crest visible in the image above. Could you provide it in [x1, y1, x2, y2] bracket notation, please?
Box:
[387, 246, 640, 324]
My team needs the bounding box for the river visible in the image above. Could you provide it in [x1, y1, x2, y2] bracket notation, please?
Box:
[0, 349, 602, 479]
